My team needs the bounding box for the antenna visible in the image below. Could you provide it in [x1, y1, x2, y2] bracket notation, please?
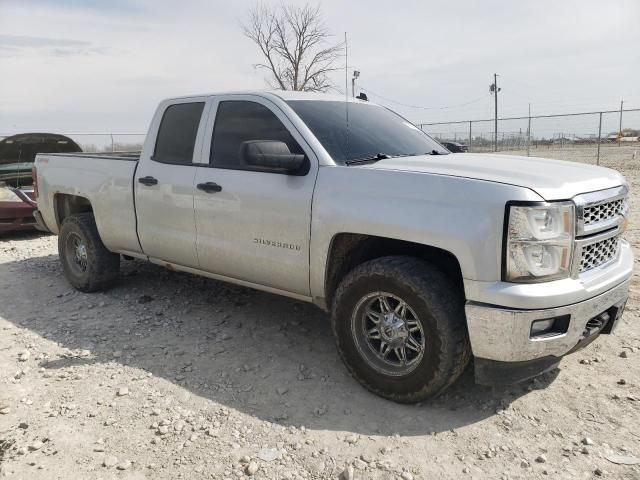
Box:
[344, 32, 348, 103]
[344, 32, 350, 162]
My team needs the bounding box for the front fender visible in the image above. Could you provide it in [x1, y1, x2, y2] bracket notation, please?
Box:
[309, 165, 543, 303]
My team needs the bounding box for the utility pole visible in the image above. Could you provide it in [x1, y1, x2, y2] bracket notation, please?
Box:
[526, 103, 531, 157]
[618, 99, 624, 146]
[597, 111, 602, 165]
[494, 73, 498, 152]
[490, 73, 500, 152]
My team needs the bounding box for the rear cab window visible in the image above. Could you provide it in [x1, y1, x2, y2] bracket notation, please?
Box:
[153, 102, 205, 165]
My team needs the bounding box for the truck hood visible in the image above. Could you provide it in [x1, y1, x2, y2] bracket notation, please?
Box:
[367, 153, 626, 200]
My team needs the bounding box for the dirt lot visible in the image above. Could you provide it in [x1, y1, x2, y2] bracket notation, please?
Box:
[1, 157, 639, 480]
[495, 143, 639, 169]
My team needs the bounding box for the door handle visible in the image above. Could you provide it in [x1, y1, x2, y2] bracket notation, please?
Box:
[138, 176, 158, 186]
[197, 182, 222, 193]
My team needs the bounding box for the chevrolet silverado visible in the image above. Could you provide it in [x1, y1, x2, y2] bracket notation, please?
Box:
[32, 91, 633, 402]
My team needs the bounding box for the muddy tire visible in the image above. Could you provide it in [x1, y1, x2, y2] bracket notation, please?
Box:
[331, 256, 470, 403]
[58, 213, 120, 292]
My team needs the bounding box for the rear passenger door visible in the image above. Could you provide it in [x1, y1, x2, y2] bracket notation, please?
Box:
[193, 95, 318, 296]
[135, 99, 209, 268]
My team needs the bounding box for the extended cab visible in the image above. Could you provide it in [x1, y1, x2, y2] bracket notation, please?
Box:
[33, 91, 633, 402]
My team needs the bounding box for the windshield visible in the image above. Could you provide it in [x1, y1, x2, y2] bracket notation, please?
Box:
[286, 100, 448, 164]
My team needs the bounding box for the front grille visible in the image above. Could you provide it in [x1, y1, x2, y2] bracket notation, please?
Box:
[579, 235, 620, 273]
[574, 186, 627, 275]
[584, 198, 625, 226]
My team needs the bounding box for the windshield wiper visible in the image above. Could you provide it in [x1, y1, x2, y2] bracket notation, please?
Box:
[345, 153, 390, 166]
[345, 150, 448, 166]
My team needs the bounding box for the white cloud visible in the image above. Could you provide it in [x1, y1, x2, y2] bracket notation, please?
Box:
[0, 0, 638, 135]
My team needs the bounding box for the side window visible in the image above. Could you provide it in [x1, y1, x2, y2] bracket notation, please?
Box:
[153, 102, 205, 165]
[210, 101, 304, 171]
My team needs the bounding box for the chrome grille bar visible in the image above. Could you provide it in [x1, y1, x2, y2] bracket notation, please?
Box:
[574, 185, 628, 236]
[571, 185, 628, 277]
[578, 235, 620, 273]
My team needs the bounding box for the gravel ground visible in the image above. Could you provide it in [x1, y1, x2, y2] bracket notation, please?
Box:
[1, 158, 639, 479]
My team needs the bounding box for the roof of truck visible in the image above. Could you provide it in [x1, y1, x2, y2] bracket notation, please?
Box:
[270, 91, 368, 102]
[164, 90, 373, 104]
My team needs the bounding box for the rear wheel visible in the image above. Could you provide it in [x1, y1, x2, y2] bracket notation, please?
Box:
[58, 213, 120, 292]
[331, 256, 470, 403]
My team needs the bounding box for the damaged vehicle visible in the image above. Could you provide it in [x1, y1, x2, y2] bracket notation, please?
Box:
[0, 133, 81, 232]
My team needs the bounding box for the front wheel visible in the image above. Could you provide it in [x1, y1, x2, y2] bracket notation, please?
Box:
[331, 256, 470, 403]
[58, 213, 120, 292]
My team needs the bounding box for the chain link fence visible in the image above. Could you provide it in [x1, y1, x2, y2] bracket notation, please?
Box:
[3, 109, 640, 170]
[418, 109, 640, 170]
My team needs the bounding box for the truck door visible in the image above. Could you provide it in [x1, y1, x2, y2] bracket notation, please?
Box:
[135, 99, 209, 268]
[193, 95, 318, 296]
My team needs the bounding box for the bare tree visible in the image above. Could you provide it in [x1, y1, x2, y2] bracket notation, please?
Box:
[243, 3, 343, 92]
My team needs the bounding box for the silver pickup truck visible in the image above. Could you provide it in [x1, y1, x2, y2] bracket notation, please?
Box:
[33, 91, 633, 402]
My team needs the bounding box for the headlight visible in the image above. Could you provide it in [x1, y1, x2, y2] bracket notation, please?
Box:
[504, 202, 575, 282]
[0, 187, 21, 203]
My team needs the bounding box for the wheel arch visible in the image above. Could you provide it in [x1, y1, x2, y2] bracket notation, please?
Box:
[323, 233, 464, 310]
[54, 193, 93, 228]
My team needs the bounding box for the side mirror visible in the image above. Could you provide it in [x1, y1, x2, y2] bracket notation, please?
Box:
[240, 140, 306, 173]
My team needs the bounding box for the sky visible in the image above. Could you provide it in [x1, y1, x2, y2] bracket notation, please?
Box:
[1, 0, 639, 138]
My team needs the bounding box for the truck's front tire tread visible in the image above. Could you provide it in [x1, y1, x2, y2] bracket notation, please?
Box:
[331, 256, 471, 403]
[58, 213, 120, 292]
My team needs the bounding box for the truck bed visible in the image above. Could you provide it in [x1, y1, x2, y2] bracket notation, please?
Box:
[34, 152, 143, 255]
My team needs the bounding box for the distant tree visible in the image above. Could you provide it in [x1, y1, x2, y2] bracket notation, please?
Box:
[243, 3, 343, 92]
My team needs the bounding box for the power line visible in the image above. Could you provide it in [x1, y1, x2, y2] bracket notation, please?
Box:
[357, 85, 489, 111]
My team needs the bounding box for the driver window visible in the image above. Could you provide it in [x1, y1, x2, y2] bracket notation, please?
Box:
[210, 101, 303, 171]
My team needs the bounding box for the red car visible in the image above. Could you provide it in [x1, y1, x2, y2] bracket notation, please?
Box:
[0, 133, 81, 232]
[0, 185, 38, 232]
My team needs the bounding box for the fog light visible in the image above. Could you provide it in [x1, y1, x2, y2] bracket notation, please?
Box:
[530, 315, 571, 338]
[531, 318, 555, 336]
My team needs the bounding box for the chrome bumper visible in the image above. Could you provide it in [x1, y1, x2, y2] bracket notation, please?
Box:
[465, 278, 630, 362]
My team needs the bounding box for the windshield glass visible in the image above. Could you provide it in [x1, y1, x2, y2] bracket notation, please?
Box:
[286, 100, 447, 164]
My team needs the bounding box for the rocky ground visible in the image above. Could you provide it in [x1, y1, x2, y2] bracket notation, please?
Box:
[1, 161, 639, 480]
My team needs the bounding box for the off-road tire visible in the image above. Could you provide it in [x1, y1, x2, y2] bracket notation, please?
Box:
[331, 256, 471, 403]
[58, 213, 120, 292]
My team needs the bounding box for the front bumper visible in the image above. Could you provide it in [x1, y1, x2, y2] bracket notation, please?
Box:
[466, 277, 629, 384]
[466, 277, 630, 362]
